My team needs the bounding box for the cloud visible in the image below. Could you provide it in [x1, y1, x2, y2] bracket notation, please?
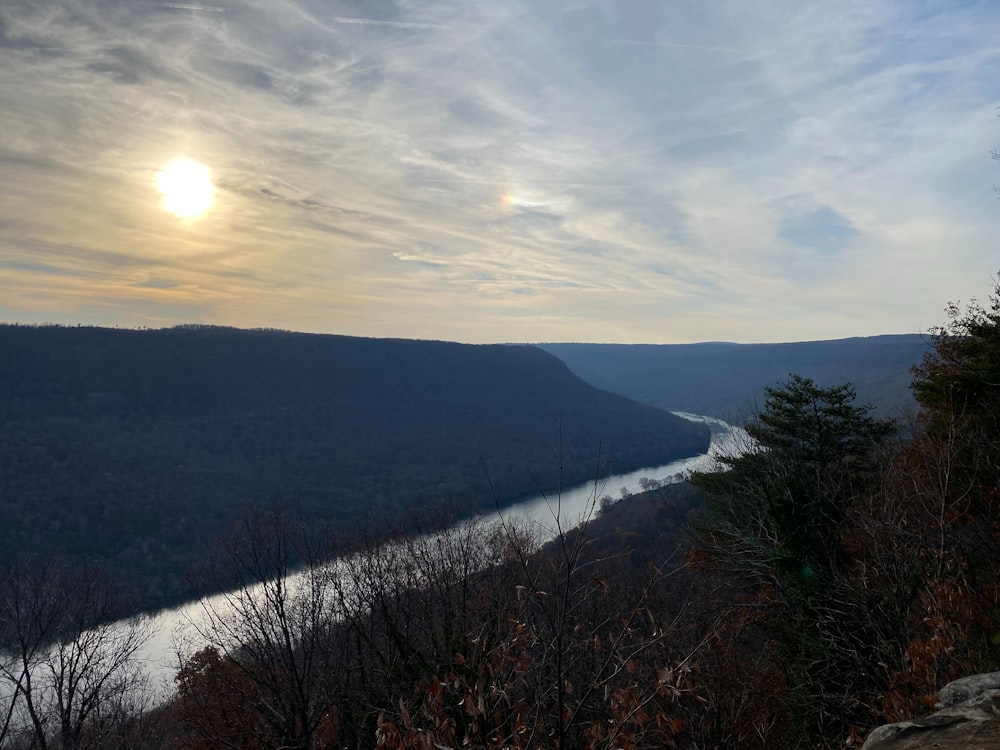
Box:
[192, 56, 274, 90]
[779, 203, 860, 254]
[330, 16, 448, 30]
[0, 0, 998, 342]
[147, 3, 227, 12]
[86, 43, 180, 85]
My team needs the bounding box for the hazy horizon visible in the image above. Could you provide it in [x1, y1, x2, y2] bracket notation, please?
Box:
[0, 320, 930, 348]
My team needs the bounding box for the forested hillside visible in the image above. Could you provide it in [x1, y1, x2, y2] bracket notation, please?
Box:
[541, 334, 929, 420]
[0, 324, 709, 607]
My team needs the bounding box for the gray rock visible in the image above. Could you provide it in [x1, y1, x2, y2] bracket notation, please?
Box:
[937, 670, 1000, 708]
[862, 673, 1000, 750]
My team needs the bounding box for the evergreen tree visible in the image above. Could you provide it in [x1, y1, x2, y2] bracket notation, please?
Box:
[693, 374, 893, 586]
[691, 375, 894, 748]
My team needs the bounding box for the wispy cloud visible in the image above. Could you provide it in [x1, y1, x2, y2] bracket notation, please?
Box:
[0, 0, 997, 342]
[146, 2, 227, 12]
[331, 17, 447, 30]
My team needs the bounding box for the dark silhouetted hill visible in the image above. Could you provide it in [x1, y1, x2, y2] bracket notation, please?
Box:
[0, 324, 709, 608]
[540, 335, 929, 422]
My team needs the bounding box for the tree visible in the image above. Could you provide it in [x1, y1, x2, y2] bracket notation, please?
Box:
[694, 375, 893, 583]
[366, 481, 696, 749]
[912, 282, 1000, 585]
[171, 456, 700, 749]
[0, 557, 154, 750]
[174, 507, 347, 750]
[881, 279, 1000, 712]
[690, 375, 895, 748]
[911, 279, 1000, 507]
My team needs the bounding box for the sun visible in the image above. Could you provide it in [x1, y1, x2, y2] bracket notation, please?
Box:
[157, 158, 215, 219]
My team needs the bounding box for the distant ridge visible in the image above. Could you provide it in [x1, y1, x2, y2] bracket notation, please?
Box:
[0, 324, 709, 608]
[540, 334, 930, 422]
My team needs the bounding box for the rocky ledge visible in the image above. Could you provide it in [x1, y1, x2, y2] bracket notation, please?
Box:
[862, 672, 1000, 750]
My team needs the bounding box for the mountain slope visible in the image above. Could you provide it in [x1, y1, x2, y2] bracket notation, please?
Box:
[0, 325, 709, 607]
[540, 335, 930, 421]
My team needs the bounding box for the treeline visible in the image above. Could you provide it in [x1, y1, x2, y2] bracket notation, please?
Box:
[0, 325, 709, 609]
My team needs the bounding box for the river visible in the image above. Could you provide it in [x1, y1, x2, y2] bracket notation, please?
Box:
[0, 414, 742, 709]
[135, 412, 743, 696]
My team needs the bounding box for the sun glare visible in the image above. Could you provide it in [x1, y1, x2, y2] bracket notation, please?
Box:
[157, 158, 215, 219]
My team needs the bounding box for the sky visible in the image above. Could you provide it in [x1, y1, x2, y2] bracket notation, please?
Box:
[0, 0, 998, 344]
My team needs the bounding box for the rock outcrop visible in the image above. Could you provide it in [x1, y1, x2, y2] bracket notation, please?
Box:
[862, 672, 1000, 750]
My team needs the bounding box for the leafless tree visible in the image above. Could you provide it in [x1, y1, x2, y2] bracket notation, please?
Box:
[175, 506, 348, 750]
[0, 556, 154, 750]
[363, 459, 698, 749]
